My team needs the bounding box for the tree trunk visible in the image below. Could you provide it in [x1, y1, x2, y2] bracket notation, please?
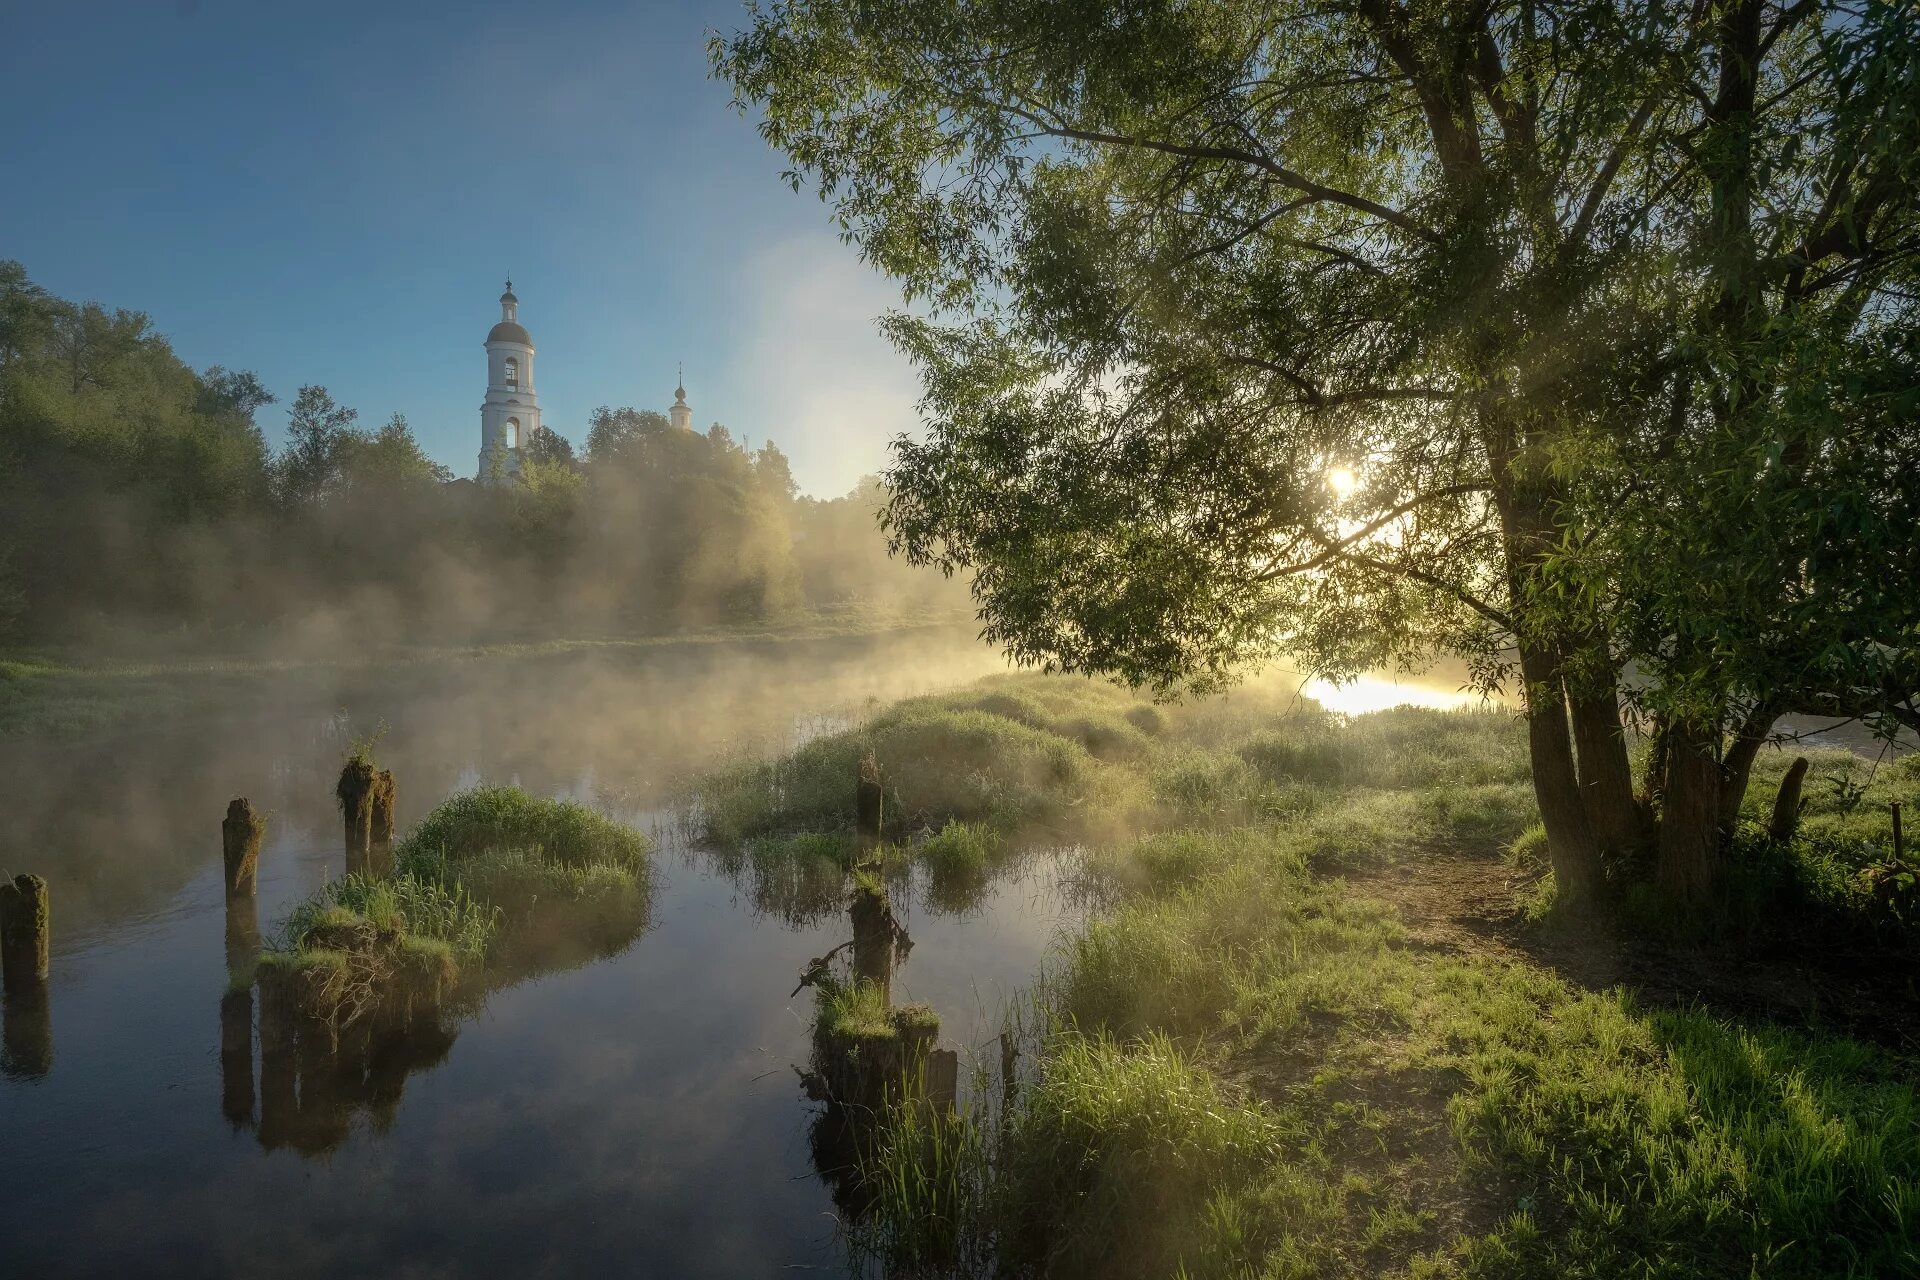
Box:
[1569, 682, 1641, 855]
[1768, 757, 1809, 843]
[1657, 721, 1723, 903]
[1519, 644, 1602, 902]
[1638, 717, 1670, 815]
[1716, 709, 1776, 835]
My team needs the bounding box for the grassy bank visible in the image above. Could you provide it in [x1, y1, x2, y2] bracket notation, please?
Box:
[257, 785, 655, 1025]
[709, 673, 1919, 1278]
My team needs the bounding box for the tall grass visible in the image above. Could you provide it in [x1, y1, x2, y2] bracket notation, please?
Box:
[828, 689, 1920, 1280]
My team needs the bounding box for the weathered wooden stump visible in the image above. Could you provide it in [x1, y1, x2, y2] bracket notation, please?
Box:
[222, 797, 265, 897]
[1768, 757, 1810, 843]
[856, 755, 884, 851]
[370, 770, 397, 847]
[0, 873, 50, 994]
[338, 759, 378, 875]
[225, 893, 262, 988]
[850, 881, 910, 1003]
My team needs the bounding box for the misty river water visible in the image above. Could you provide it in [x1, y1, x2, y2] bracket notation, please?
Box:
[2, 630, 1880, 1277]
[1, 628, 1058, 1277]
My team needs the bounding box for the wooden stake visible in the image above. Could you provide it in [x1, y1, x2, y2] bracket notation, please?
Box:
[1767, 757, 1810, 843]
[222, 797, 265, 897]
[856, 755, 884, 850]
[0, 874, 50, 994]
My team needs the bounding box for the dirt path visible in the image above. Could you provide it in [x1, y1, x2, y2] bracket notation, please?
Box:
[1345, 852, 1920, 1052]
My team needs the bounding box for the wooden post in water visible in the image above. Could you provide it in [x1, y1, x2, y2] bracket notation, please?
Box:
[2, 874, 53, 1080]
[850, 881, 909, 1005]
[370, 770, 397, 848]
[338, 759, 377, 876]
[855, 754, 884, 854]
[222, 797, 265, 898]
[0, 874, 50, 994]
[1768, 757, 1810, 844]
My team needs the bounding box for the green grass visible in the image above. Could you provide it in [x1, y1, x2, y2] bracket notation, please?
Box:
[919, 820, 1006, 913]
[822, 679, 1920, 1279]
[262, 785, 654, 1023]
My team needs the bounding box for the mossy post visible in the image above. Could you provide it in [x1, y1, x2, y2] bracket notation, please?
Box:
[0, 873, 50, 994]
[856, 753, 884, 852]
[851, 881, 909, 1004]
[225, 892, 261, 987]
[1768, 757, 1810, 843]
[370, 770, 397, 848]
[222, 797, 265, 898]
[338, 758, 377, 876]
[220, 987, 255, 1129]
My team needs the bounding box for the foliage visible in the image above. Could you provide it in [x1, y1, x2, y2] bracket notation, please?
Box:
[0, 262, 966, 647]
[715, 1, 1920, 903]
[393, 784, 650, 877]
[853, 789, 1920, 1278]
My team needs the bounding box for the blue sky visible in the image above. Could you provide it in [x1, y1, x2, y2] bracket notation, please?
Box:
[0, 0, 920, 497]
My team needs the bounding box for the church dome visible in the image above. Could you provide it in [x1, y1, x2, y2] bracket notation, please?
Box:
[487, 320, 533, 345]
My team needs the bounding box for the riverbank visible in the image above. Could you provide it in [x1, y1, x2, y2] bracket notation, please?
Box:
[716, 673, 1920, 1278]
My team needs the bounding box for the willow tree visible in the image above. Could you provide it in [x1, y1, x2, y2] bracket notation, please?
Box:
[717, 1, 1919, 905]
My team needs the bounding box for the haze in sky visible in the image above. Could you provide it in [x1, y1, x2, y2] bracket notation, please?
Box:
[0, 0, 919, 498]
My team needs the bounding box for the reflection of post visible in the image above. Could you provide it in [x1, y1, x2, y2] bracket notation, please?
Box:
[855, 755, 884, 855]
[338, 760, 376, 876]
[220, 988, 255, 1128]
[256, 969, 297, 1150]
[926, 1047, 958, 1114]
[222, 798, 265, 898]
[1, 985, 52, 1079]
[0, 873, 51, 993]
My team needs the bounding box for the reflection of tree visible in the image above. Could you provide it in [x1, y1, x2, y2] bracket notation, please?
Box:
[223, 880, 651, 1159]
[250, 984, 460, 1157]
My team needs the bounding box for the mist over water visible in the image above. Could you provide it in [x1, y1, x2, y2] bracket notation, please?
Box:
[0, 627, 1080, 1277]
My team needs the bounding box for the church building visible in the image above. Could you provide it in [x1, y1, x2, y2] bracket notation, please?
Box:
[476, 281, 693, 482]
[477, 280, 541, 481]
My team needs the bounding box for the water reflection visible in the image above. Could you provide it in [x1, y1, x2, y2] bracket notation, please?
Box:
[0, 631, 1108, 1277]
[2, 985, 52, 1079]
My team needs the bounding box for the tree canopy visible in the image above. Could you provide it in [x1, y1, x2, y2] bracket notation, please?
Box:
[0, 263, 964, 649]
[716, 0, 1920, 903]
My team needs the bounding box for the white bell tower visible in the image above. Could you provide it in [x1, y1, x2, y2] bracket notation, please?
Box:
[478, 279, 541, 482]
[669, 364, 693, 431]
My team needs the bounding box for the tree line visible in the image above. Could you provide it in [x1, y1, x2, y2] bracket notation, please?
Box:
[0, 261, 959, 648]
[717, 0, 1920, 911]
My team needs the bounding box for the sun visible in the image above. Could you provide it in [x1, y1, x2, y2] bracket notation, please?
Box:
[1326, 467, 1358, 499]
